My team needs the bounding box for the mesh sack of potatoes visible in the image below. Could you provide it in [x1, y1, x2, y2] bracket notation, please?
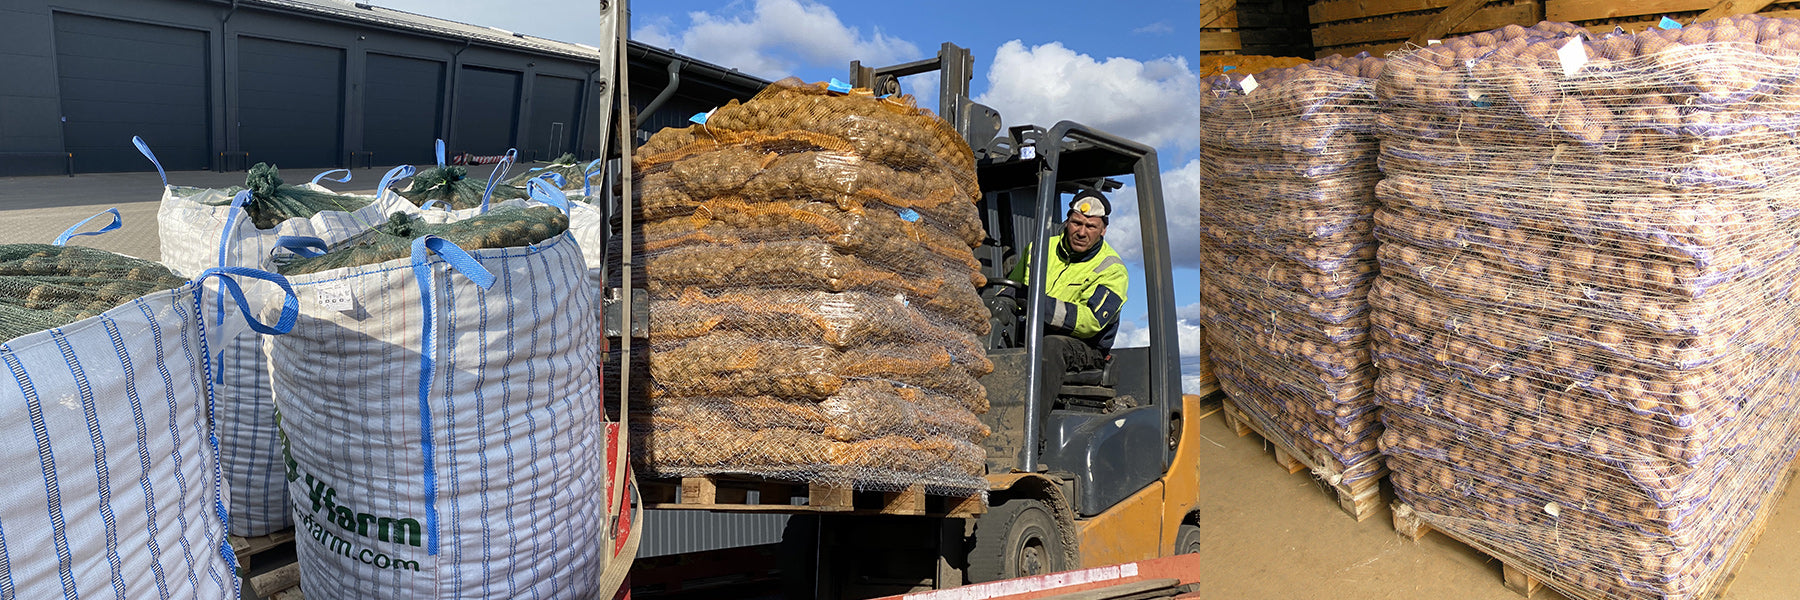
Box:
[1200, 53, 1390, 485]
[398, 164, 528, 210]
[618, 78, 991, 493]
[277, 205, 569, 275]
[1370, 17, 1800, 600]
[0, 244, 190, 341]
[197, 162, 372, 230]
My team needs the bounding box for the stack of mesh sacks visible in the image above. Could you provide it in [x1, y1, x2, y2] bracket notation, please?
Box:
[619, 77, 993, 494]
[1372, 18, 1800, 599]
[1199, 54, 1388, 486]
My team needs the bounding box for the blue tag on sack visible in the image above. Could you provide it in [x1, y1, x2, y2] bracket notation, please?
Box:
[1222, 66, 1236, 72]
[827, 78, 853, 94]
[690, 110, 711, 124]
[1660, 16, 1682, 29]
[897, 208, 921, 222]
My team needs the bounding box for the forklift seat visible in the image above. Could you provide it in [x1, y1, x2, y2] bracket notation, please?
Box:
[1059, 356, 1117, 402]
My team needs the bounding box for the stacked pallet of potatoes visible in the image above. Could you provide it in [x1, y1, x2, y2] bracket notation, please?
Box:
[1200, 54, 1389, 498]
[616, 78, 994, 494]
[1373, 17, 1800, 599]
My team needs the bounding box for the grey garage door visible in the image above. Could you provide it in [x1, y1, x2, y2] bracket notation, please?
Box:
[54, 13, 210, 173]
[451, 66, 520, 157]
[527, 74, 583, 160]
[237, 36, 344, 169]
[363, 53, 444, 166]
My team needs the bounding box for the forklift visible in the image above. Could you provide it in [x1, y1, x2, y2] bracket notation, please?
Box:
[769, 44, 1202, 598]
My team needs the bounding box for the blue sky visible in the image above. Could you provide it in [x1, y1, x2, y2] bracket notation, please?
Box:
[375, 0, 1204, 390]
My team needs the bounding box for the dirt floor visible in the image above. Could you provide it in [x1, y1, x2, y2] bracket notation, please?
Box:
[1197, 408, 1800, 600]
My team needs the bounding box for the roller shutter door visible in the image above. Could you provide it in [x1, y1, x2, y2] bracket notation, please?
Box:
[527, 74, 582, 160]
[362, 53, 444, 166]
[54, 13, 210, 173]
[451, 66, 520, 156]
[237, 36, 344, 169]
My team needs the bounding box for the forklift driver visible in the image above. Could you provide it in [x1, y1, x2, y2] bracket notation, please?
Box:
[1006, 189, 1130, 450]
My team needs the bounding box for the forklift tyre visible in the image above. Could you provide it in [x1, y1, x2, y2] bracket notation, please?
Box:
[779, 514, 820, 600]
[967, 499, 1067, 583]
[1176, 523, 1201, 554]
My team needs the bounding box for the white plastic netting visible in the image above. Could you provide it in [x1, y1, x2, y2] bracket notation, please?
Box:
[1200, 53, 1390, 484]
[1371, 17, 1800, 600]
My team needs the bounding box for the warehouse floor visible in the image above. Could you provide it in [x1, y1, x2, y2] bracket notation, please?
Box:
[1197, 409, 1800, 600]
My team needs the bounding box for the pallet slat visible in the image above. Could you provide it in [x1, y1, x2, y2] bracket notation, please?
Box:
[639, 474, 985, 518]
[1221, 399, 1385, 521]
[1312, 2, 1539, 49]
[1202, 31, 1244, 52]
[1312, 0, 1460, 25]
[1546, 0, 1713, 23]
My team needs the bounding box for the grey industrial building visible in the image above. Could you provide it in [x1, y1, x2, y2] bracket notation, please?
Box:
[0, 0, 769, 176]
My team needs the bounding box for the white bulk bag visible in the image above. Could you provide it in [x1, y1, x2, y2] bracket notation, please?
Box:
[142, 135, 417, 537]
[0, 216, 299, 598]
[267, 230, 601, 599]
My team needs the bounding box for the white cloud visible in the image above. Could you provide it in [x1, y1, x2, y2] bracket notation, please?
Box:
[1102, 159, 1200, 270]
[974, 41, 1198, 154]
[1118, 302, 1210, 394]
[630, 0, 919, 81]
[1115, 302, 1204, 356]
[1134, 21, 1174, 35]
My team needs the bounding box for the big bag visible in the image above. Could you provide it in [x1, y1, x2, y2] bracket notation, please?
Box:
[266, 226, 602, 598]
[0, 215, 298, 599]
[143, 136, 418, 538]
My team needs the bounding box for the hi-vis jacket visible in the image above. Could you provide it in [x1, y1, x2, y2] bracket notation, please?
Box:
[1007, 234, 1129, 351]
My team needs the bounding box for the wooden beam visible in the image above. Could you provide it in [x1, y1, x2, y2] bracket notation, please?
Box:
[1546, 0, 1712, 23]
[1202, 31, 1243, 52]
[1205, 12, 1240, 28]
[1311, 0, 1456, 25]
[1311, 3, 1534, 48]
[1202, 0, 1236, 28]
[1408, 0, 1495, 46]
[1694, 0, 1779, 22]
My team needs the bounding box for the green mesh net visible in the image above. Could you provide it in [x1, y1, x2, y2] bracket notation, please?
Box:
[398, 165, 528, 210]
[505, 153, 595, 189]
[277, 205, 570, 276]
[201, 163, 373, 230]
[0, 244, 189, 341]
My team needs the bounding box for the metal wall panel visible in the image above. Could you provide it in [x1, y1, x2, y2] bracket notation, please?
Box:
[527, 73, 582, 161]
[363, 52, 443, 166]
[237, 36, 344, 169]
[53, 12, 209, 173]
[637, 510, 788, 558]
[451, 65, 520, 156]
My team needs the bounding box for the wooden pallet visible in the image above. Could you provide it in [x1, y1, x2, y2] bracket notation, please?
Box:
[1392, 462, 1799, 600]
[1220, 399, 1385, 521]
[231, 529, 301, 599]
[640, 474, 986, 518]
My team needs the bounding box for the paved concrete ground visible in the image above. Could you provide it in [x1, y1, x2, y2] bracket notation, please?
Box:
[1198, 410, 1800, 599]
[0, 164, 507, 259]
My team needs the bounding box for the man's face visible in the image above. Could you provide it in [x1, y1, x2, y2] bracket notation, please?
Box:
[1064, 210, 1107, 253]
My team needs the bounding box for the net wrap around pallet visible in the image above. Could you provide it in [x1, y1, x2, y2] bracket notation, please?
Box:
[617, 77, 992, 494]
[1200, 54, 1389, 485]
[1372, 17, 1800, 600]
[147, 135, 416, 538]
[0, 235, 300, 599]
[264, 199, 599, 597]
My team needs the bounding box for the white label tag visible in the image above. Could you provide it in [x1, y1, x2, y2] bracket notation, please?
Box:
[1558, 38, 1588, 78]
[317, 279, 355, 312]
[1426, 39, 1441, 46]
[1240, 74, 1259, 94]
